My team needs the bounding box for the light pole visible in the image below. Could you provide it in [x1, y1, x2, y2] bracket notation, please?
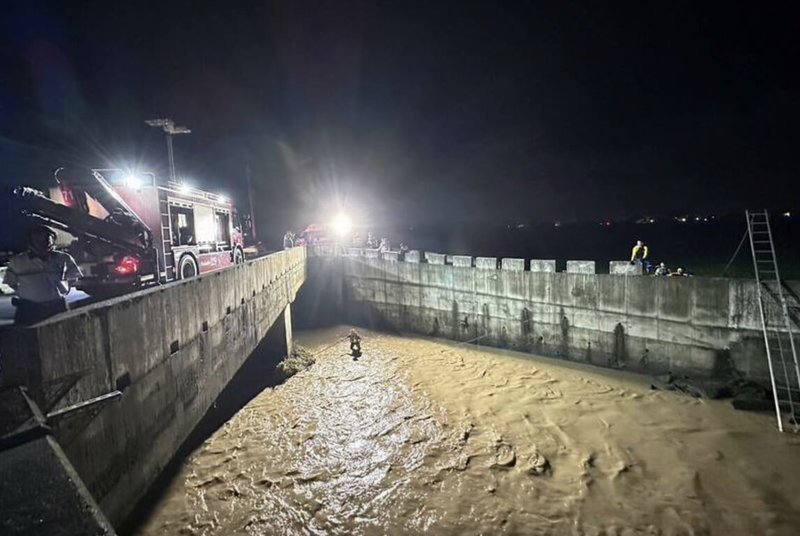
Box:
[145, 118, 191, 183]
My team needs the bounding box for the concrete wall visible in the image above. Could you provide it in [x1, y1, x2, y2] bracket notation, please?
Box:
[315, 252, 789, 383]
[0, 247, 306, 524]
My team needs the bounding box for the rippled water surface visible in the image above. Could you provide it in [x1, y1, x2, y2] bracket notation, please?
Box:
[134, 327, 800, 535]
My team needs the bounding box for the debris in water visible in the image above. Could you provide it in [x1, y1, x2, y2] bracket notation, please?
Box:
[526, 451, 549, 476]
[492, 443, 516, 468]
[277, 345, 316, 377]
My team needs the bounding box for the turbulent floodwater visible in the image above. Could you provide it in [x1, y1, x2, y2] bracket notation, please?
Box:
[134, 328, 800, 536]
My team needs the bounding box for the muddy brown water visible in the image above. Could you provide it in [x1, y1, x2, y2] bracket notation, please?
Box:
[133, 327, 800, 535]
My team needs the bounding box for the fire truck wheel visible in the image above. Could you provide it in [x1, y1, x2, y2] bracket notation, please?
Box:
[178, 254, 198, 279]
[234, 247, 244, 265]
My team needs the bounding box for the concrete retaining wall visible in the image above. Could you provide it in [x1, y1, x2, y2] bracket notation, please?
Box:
[610, 261, 643, 275]
[452, 255, 472, 268]
[567, 260, 596, 274]
[320, 254, 788, 383]
[0, 247, 306, 524]
[530, 259, 556, 273]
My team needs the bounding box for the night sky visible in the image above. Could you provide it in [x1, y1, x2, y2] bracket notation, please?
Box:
[2, 1, 799, 231]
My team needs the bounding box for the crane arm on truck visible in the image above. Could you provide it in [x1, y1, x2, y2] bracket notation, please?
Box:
[54, 168, 146, 227]
[11, 186, 152, 256]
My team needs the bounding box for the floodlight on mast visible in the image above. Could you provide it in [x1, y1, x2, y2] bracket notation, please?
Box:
[145, 118, 191, 182]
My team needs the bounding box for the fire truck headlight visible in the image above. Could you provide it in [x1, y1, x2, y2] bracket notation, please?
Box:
[332, 213, 352, 238]
[125, 174, 143, 189]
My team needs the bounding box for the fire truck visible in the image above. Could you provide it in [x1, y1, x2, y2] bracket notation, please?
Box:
[11, 167, 245, 295]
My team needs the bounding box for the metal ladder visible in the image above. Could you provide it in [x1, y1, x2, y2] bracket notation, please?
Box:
[158, 195, 174, 280]
[746, 210, 800, 431]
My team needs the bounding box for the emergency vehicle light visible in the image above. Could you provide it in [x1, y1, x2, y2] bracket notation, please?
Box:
[114, 256, 140, 274]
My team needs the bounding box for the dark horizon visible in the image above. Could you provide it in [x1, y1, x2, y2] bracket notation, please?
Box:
[2, 1, 799, 231]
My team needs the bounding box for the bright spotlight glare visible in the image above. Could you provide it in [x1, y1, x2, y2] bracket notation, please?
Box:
[179, 183, 191, 194]
[124, 174, 142, 189]
[217, 194, 227, 203]
[332, 213, 353, 237]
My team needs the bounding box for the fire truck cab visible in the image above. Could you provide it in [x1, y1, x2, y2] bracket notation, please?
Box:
[15, 168, 244, 295]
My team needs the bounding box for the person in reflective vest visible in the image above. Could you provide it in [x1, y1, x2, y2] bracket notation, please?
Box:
[630, 240, 651, 273]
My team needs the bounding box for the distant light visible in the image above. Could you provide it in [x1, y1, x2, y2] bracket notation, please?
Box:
[179, 183, 191, 195]
[784, 212, 791, 218]
[124, 174, 142, 189]
[218, 194, 227, 203]
[332, 213, 353, 238]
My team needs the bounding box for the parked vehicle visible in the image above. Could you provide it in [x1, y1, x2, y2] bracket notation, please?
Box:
[294, 223, 331, 246]
[11, 167, 245, 295]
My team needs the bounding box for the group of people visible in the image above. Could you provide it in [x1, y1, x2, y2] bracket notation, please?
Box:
[357, 232, 409, 256]
[630, 240, 690, 277]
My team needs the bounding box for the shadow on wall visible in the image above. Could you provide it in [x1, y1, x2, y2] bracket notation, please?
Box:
[293, 257, 343, 329]
[118, 316, 290, 535]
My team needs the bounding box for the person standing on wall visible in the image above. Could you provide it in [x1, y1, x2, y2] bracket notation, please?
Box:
[2, 225, 82, 325]
[630, 240, 651, 273]
[283, 231, 295, 249]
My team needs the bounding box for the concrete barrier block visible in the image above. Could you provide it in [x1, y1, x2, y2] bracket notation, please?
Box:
[609, 261, 642, 275]
[405, 250, 421, 263]
[364, 249, 380, 259]
[451, 255, 472, 268]
[501, 258, 525, 271]
[382, 251, 399, 262]
[425, 252, 446, 265]
[529, 260, 556, 273]
[475, 257, 498, 270]
[566, 260, 595, 274]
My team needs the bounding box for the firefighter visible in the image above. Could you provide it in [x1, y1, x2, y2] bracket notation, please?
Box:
[630, 240, 651, 273]
[668, 267, 689, 277]
[3, 225, 82, 325]
[348, 329, 362, 355]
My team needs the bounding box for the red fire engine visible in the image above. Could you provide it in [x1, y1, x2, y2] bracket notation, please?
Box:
[12, 167, 245, 295]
